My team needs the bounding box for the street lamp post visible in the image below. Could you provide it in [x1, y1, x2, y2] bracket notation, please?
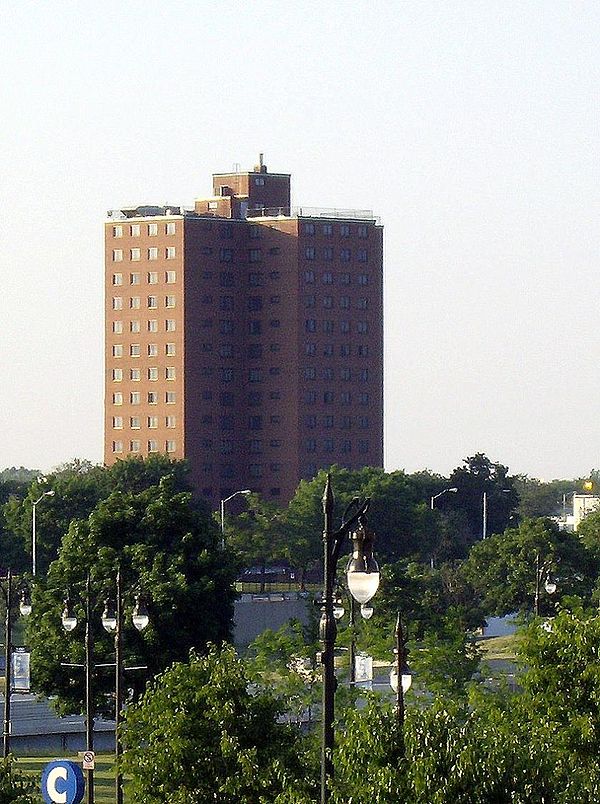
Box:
[333, 592, 373, 687]
[32, 490, 55, 577]
[430, 487, 458, 510]
[101, 569, 149, 804]
[2, 571, 31, 758]
[320, 475, 379, 804]
[534, 551, 557, 617]
[219, 489, 252, 549]
[389, 613, 412, 732]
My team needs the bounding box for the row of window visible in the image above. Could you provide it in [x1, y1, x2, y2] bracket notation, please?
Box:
[304, 415, 369, 429]
[112, 343, 176, 357]
[112, 367, 176, 381]
[305, 439, 368, 454]
[199, 463, 281, 479]
[202, 438, 282, 452]
[112, 296, 176, 310]
[305, 343, 369, 357]
[304, 390, 370, 405]
[301, 222, 370, 238]
[113, 415, 176, 429]
[305, 295, 369, 309]
[113, 271, 176, 285]
[113, 222, 176, 238]
[303, 247, 368, 262]
[304, 271, 369, 285]
[112, 391, 176, 405]
[303, 367, 369, 381]
[304, 320, 369, 334]
[112, 440, 176, 454]
[113, 247, 176, 262]
[112, 319, 176, 334]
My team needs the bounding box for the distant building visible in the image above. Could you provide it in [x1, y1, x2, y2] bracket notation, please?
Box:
[573, 494, 600, 531]
[104, 157, 383, 507]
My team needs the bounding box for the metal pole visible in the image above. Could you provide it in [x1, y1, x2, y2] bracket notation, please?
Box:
[85, 575, 94, 804]
[115, 570, 124, 804]
[32, 505, 37, 577]
[395, 613, 405, 728]
[320, 475, 336, 804]
[482, 491, 487, 540]
[534, 551, 540, 617]
[349, 597, 356, 686]
[220, 499, 225, 550]
[3, 571, 12, 758]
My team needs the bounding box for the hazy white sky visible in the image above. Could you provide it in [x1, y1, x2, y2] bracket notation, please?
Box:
[1, 1, 599, 481]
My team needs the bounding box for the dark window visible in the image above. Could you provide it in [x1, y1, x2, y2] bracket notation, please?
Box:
[219, 224, 233, 239]
[270, 440, 281, 447]
[219, 416, 233, 430]
[322, 272, 333, 284]
[220, 344, 234, 358]
[270, 295, 280, 304]
[340, 344, 350, 356]
[305, 295, 316, 308]
[249, 369, 262, 382]
[220, 392, 234, 406]
[306, 438, 316, 452]
[341, 368, 351, 381]
[220, 368, 234, 382]
[220, 440, 233, 454]
[323, 296, 333, 309]
[322, 223, 333, 236]
[340, 224, 350, 237]
[323, 344, 333, 357]
[249, 415, 262, 430]
[248, 344, 263, 358]
[358, 440, 369, 454]
[341, 321, 350, 334]
[249, 225, 261, 239]
[305, 246, 316, 260]
[358, 344, 369, 357]
[220, 320, 234, 334]
[219, 248, 233, 262]
[359, 392, 369, 405]
[248, 297, 263, 311]
[324, 438, 334, 452]
[248, 391, 262, 405]
[305, 319, 316, 333]
[249, 272, 264, 287]
[323, 367, 333, 380]
[201, 247, 213, 255]
[220, 464, 235, 478]
[270, 271, 280, 280]
[305, 390, 316, 403]
[340, 249, 351, 262]
[340, 273, 351, 285]
[304, 271, 315, 283]
[219, 272, 234, 287]
[359, 416, 369, 428]
[341, 416, 352, 430]
[249, 440, 262, 454]
[249, 249, 262, 263]
[269, 246, 281, 255]
[341, 439, 352, 453]
[201, 343, 213, 352]
[249, 320, 262, 335]
[305, 343, 316, 356]
[358, 249, 368, 263]
[341, 391, 351, 404]
[270, 319, 280, 328]
[304, 367, 316, 380]
[324, 321, 334, 334]
[270, 390, 281, 399]
[323, 246, 334, 261]
[358, 274, 369, 285]
[219, 296, 234, 311]
[324, 415, 334, 428]
[324, 391, 334, 404]
[358, 224, 368, 239]
[302, 222, 315, 235]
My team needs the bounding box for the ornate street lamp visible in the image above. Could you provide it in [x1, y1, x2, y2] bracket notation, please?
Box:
[2, 571, 31, 757]
[389, 613, 412, 735]
[534, 551, 557, 616]
[320, 474, 379, 804]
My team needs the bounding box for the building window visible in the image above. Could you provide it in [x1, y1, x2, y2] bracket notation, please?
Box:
[112, 345, 123, 358]
[248, 344, 262, 358]
[146, 392, 158, 405]
[248, 297, 263, 312]
[166, 391, 176, 403]
[249, 225, 261, 239]
[165, 440, 176, 453]
[357, 321, 369, 334]
[358, 440, 369, 454]
[220, 272, 234, 287]
[148, 247, 158, 261]
[340, 296, 350, 309]
[165, 246, 176, 259]
[249, 415, 262, 431]
[248, 272, 263, 287]
[130, 440, 141, 453]
[324, 438, 334, 453]
[112, 416, 123, 429]
[322, 272, 333, 284]
[302, 222, 315, 235]
[165, 367, 176, 380]
[303, 367, 316, 380]
[113, 226, 123, 238]
[129, 224, 140, 237]
[148, 223, 158, 236]
[305, 439, 316, 453]
[341, 273, 351, 285]
[323, 296, 333, 309]
[323, 344, 334, 357]
[249, 249, 262, 263]
[147, 296, 157, 309]
[359, 369, 369, 381]
[112, 297, 123, 310]
[130, 344, 141, 357]
[341, 321, 350, 334]
[341, 368, 352, 381]
[148, 367, 158, 381]
[254, 176, 265, 186]
[112, 441, 123, 453]
[304, 246, 316, 260]
[130, 273, 140, 285]
[130, 368, 141, 381]
[112, 392, 123, 405]
[305, 319, 316, 333]
[165, 343, 175, 356]
[130, 392, 141, 404]
[147, 343, 158, 357]
[324, 321, 334, 334]
[112, 368, 123, 382]
[306, 415, 317, 428]
[322, 223, 333, 236]
[147, 416, 159, 429]
[220, 368, 234, 383]
[130, 248, 141, 261]
[112, 321, 123, 334]
[340, 249, 351, 262]
[165, 295, 176, 308]
[166, 271, 176, 283]
[324, 415, 334, 428]
[148, 319, 158, 332]
[358, 224, 368, 239]
[324, 391, 334, 404]
[305, 343, 316, 356]
[248, 320, 262, 335]
[323, 246, 333, 261]
[340, 224, 350, 237]
[148, 272, 158, 284]
[305, 390, 317, 403]
[113, 249, 123, 262]
[357, 249, 368, 263]
[166, 416, 176, 428]
[148, 440, 158, 453]
[130, 320, 140, 333]
[341, 391, 351, 404]
[166, 319, 176, 332]
[130, 297, 140, 310]
[248, 369, 262, 383]
[166, 222, 176, 235]
[219, 320, 233, 335]
[340, 344, 350, 356]
[357, 298, 368, 310]
[358, 274, 369, 285]
[323, 367, 334, 380]
[112, 273, 123, 286]
[130, 416, 140, 429]
[249, 440, 262, 454]
[342, 440, 352, 453]
[305, 295, 315, 309]
[220, 248, 233, 263]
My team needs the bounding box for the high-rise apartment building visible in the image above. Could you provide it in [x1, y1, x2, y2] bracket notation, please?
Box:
[104, 157, 383, 507]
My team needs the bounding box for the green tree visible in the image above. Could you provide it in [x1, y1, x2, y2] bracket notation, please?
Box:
[462, 518, 594, 617]
[448, 453, 519, 540]
[0, 757, 37, 803]
[28, 476, 236, 715]
[121, 644, 315, 803]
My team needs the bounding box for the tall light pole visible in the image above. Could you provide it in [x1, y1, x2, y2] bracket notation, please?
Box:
[32, 490, 55, 577]
[2, 571, 31, 758]
[534, 551, 557, 616]
[219, 489, 251, 549]
[102, 568, 149, 804]
[430, 487, 458, 510]
[482, 488, 511, 539]
[390, 613, 412, 733]
[320, 475, 379, 804]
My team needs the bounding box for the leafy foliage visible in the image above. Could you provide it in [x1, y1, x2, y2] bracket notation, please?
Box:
[0, 757, 37, 803]
[121, 644, 315, 804]
[28, 476, 237, 715]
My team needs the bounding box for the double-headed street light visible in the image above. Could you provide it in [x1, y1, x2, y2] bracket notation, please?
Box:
[320, 475, 379, 804]
[62, 572, 149, 804]
[430, 487, 458, 510]
[32, 490, 55, 577]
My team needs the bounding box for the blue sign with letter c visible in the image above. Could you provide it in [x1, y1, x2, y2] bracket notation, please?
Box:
[41, 761, 85, 804]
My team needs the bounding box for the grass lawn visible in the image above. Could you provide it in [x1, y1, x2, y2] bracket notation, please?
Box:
[477, 633, 519, 661]
[15, 754, 119, 803]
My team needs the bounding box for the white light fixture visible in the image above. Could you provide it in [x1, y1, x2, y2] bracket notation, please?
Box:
[545, 580, 557, 595]
[62, 600, 77, 632]
[132, 595, 149, 631]
[102, 599, 118, 633]
[333, 600, 345, 620]
[390, 666, 412, 694]
[346, 521, 380, 605]
[360, 603, 374, 620]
